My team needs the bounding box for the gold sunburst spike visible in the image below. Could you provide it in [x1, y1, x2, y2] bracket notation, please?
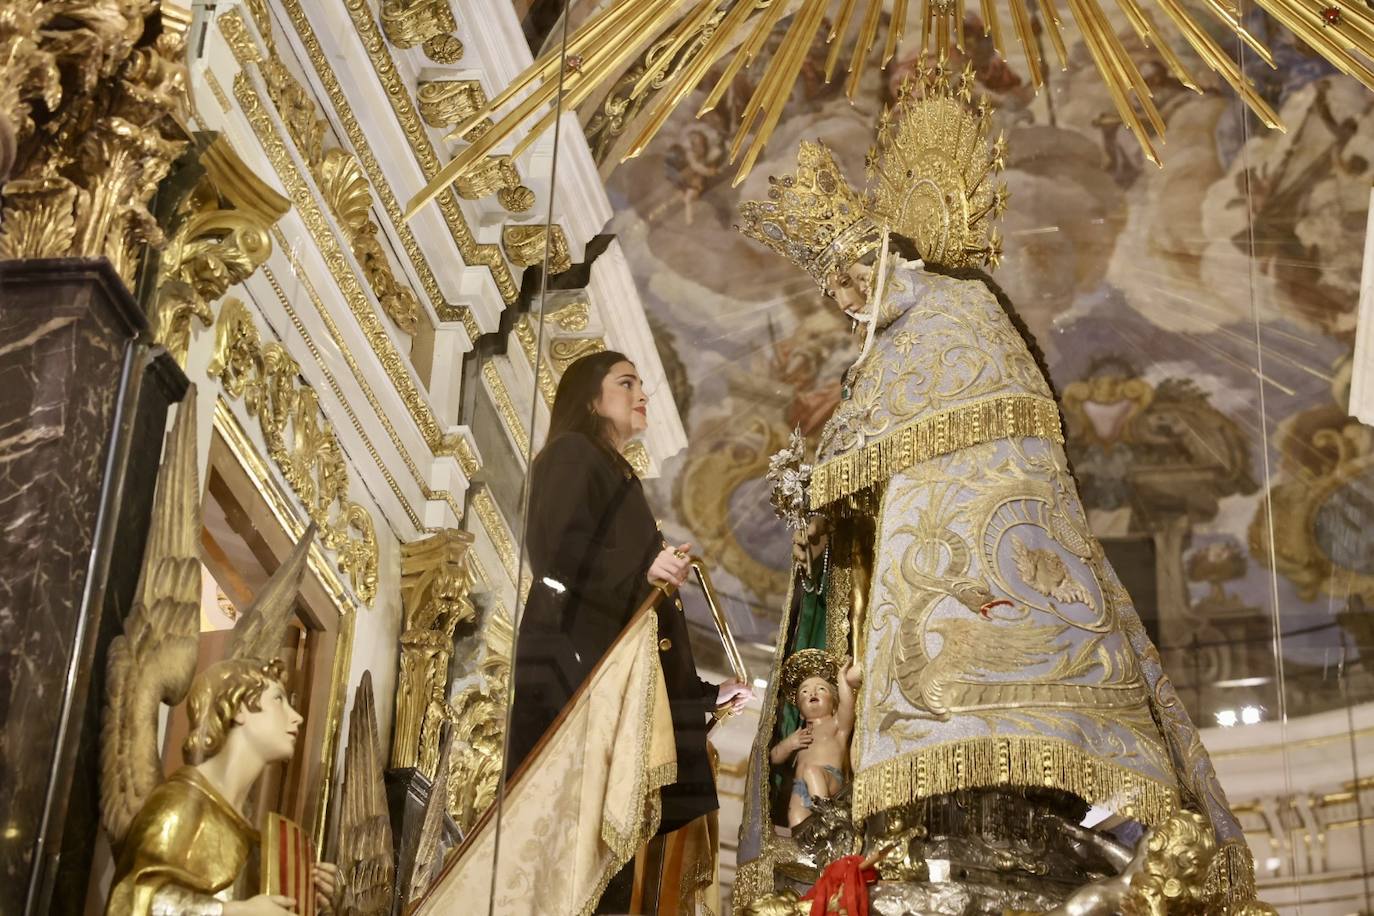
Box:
[827, 0, 862, 81]
[1006, 0, 1046, 90]
[1063, 0, 1162, 159]
[623, 0, 761, 158]
[733, 0, 831, 182]
[1151, 0, 1284, 126]
[921, 0, 935, 53]
[1258, 0, 1374, 90]
[884, 0, 911, 66]
[845, 0, 887, 99]
[1198, 0, 1277, 67]
[1039, 0, 1073, 68]
[629, 0, 727, 100]
[1112, 0, 1204, 91]
[980, 0, 1006, 55]
[698, 0, 792, 116]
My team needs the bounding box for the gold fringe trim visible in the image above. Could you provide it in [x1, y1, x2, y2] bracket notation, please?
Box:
[1206, 839, 1258, 908]
[850, 735, 1179, 827]
[809, 394, 1064, 509]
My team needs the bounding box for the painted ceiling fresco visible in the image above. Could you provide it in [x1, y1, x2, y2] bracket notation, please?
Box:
[590, 10, 1374, 722]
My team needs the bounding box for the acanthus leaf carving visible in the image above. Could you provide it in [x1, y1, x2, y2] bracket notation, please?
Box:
[210, 298, 380, 603]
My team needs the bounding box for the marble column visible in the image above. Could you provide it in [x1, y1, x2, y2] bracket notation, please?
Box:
[0, 258, 148, 912]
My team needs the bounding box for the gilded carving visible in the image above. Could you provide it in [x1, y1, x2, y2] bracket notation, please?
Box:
[231, 61, 445, 450]
[417, 80, 490, 134]
[480, 361, 532, 458]
[472, 487, 519, 583]
[339, 0, 518, 304]
[392, 530, 477, 772]
[227, 9, 422, 336]
[380, 0, 463, 64]
[501, 223, 572, 274]
[513, 316, 558, 405]
[209, 298, 380, 603]
[453, 154, 533, 212]
[152, 136, 290, 366]
[547, 299, 591, 332]
[549, 337, 606, 374]
[0, 3, 191, 290]
[445, 605, 512, 833]
[274, 0, 477, 334]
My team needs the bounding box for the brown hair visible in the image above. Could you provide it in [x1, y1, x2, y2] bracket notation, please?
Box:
[182, 657, 288, 764]
[541, 349, 634, 467]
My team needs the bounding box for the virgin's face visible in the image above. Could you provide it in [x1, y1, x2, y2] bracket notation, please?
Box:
[825, 260, 873, 315]
[235, 681, 303, 764]
[593, 360, 647, 445]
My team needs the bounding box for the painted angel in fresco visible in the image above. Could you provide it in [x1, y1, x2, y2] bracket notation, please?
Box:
[98, 387, 352, 916]
[732, 66, 1263, 912]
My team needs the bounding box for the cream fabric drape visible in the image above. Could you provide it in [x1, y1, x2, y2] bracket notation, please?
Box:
[416, 610, 677, 916]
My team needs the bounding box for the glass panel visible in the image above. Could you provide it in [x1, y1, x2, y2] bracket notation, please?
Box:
[459, 3, 1374, 915]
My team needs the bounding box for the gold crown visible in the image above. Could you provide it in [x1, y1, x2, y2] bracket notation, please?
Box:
[736, 141, 880, 289]
[866, 63, 1009, 270]
[781, 648, 840, 702]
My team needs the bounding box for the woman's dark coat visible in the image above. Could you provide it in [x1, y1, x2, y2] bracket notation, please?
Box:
[505, 431, 719, 832]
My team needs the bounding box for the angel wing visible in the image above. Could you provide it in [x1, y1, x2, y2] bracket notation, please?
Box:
[100, 387, 204, 846]
[338, 671, 395, 916]
[406, 725, 455, 903]
[227, 522, 315, 662]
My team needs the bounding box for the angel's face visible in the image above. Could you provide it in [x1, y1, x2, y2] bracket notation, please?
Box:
[235, 680, 303, 764]
[796, 676, 836, 718]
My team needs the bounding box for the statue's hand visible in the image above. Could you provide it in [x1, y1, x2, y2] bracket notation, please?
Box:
[222, 895, 296, 916]
[843, 660, 863, 688]
[313, 862, 344, 913]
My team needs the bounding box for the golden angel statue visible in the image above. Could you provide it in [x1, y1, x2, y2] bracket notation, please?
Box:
[98, 387, 350, 916]
[732, 66, 1260, 913]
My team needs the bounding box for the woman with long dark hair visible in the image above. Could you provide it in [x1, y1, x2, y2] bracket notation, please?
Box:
[506, 350, 751, 911]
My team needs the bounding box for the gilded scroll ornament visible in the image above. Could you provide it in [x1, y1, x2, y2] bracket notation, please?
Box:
[547, 299, 591, 332]
[453, 154, 533, 212]
[152, 136, 290, 366]
[380, 0, 463, 64]
[391, 530, 477, 771]
[501, 223, 572, 274]
[549, 336, 606, 374]
[338, 672, 396, 916]
[209, 298, 380, 603]
[417, 80, 492, 139]
[0, 4, 191, 291]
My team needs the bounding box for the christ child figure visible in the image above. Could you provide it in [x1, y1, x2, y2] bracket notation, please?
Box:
[769, 649, 862, 827]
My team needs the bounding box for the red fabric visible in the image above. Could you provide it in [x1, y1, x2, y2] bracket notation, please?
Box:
[801, 855, 879, 916]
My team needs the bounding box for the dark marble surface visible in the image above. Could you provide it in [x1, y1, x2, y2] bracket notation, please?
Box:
[51, 350, 188, 915]
[0, 259, 145, 914]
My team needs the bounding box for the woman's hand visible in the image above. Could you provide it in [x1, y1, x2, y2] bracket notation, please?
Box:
[223, 896, 296, 916]
[313, 862, 344, 913]
[716, 679, 754, 712]
[647, 542, 692, 588]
